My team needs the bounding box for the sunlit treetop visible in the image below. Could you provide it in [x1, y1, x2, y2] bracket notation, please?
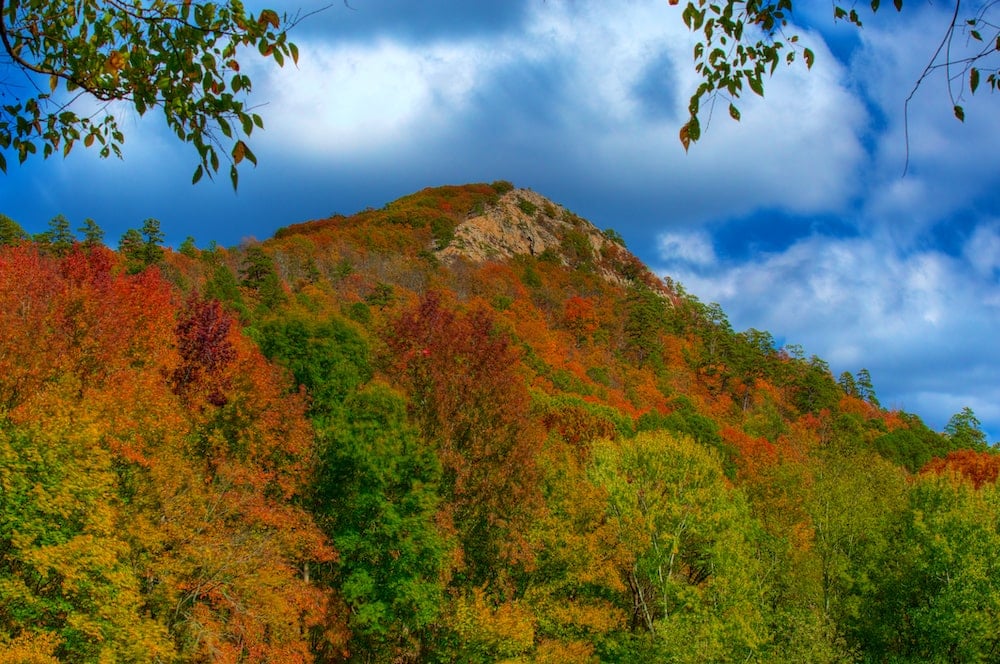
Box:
[0, 0, 306, 188]
[675, 1, 1000, 157]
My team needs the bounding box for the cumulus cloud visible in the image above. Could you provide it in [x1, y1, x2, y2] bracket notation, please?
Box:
[250, 0, 867, 226]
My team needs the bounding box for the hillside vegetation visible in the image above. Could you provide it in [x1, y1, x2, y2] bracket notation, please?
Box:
[0, 183, 997, 662]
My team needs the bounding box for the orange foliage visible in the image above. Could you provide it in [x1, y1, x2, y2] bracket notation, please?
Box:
[921, 449, 1000, 488]
[723, 425, 778, 479]
[0, 245, 341, 661]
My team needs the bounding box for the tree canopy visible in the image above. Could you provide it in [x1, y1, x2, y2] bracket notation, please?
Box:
[0, 0, 302, 187]
[675, 1, 1000, 151]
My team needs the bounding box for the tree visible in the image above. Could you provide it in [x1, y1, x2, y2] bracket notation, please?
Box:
[588, 431, 770, 662]
[34, 213, 73, 255]
[0, 1, 302, 187]
[0, 212, 27, 245]
[946, 406, 989, 450]
[675, 1, 997, 150]
[310, 385, 449, 662]
[856, 475, 1000, 661]
[77, 218, 104, 248]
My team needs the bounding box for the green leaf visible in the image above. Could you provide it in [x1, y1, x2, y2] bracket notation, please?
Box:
[0, 152, 6, 173]
[728, 104, 741, 121]
[971, 30, 982, 41]
[871, 0, 880, 10]
[954, 105, 965, 122]
[230, 164, 239, 190]
[893, 0, 903, 9]
[192, 164, 204, 184]
[971, 67, 980, 94]
[803, 48, 815, 70]
[748, 76, 764, 97]
[289, 42, 299, 66]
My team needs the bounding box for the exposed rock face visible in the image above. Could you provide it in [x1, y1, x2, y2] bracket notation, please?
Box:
[436, 188, 661, 292]
[436, 189, 577, 262]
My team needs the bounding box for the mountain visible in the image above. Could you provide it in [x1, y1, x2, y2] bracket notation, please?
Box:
[0, 182, 996, 663]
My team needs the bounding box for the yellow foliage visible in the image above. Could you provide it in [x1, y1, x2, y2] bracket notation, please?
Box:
[453, 588, 536, 659]
[0, 632, 60, 664]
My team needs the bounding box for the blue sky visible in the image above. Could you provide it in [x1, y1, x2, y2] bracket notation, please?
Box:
[2, 1, 998, 442]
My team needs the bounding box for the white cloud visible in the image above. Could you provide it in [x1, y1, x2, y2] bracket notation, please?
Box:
[657, 231, 717, 267]
[249, 0, 868, 223]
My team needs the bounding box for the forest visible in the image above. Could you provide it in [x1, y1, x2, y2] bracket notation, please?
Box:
[1, 182, 998, 663]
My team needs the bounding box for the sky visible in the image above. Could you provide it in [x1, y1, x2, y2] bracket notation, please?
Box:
[1, 0, 998, 442]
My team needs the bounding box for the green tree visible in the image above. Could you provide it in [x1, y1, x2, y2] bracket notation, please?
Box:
[676, 1, 995, 149]
[0, 1, 300, 186]
[117, 221, 168, 273]
[589, 431, 770, 662]
[311, 385, 449, 662]
[77, 218, 103, 248]
[946, 406, 989, 450]
[34, 214, 74, 255]
[239, 244, 285, 313]
[856, 474, 1000, 661]
[0, 212, 27, 245]
[254, 315, 372, 415]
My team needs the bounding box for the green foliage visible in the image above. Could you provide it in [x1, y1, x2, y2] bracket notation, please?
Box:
[946, 406, 989, 450]
[239, 244, 285, 312]
[517, 197, 538, 216]
[118, 218, 164, 273]
[855, 475, 1000, 661]
[34, 214, 74, 255]
[77, 218, 103, 248]
[0, 1, 298, 185]
[560, 229, 594, 270]
[311, 385, 448, 661]
[491, 180, 514, 194]
[254, 315, 372, 414]
[589, 431, 770, 661]
[873, 414, 951, 472]
[637, 406, 735, 478]
[603, 227, 626, 246]
[677, 2, 993, 148]
[0, 213, 27, 245]
[178, 236, 198, 258]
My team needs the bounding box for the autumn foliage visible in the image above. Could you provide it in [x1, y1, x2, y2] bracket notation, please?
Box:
[1, 185, 995, 662]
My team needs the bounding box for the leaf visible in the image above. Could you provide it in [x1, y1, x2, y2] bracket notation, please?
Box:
[728, 103, 741, 121]
[84, 133, 95, 148]
[971, 67, 980, 94]
[230, 164, 239, 190]
[954, 105, 965, 122]
[748, 76, 764, 97]
[971, 30, 982, 42]
[893, 0, 903, 9]
[232, 140, 245, 165]
[871, 0, 880, 10]
[192, 164, 204, 184]
[0, 152, 5, 173]
[803, 48, 815, 70]
[289, 42, 299, 66]
[679, 123, 692, 152]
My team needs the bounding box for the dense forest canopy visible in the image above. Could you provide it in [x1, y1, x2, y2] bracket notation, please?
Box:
[0, 183, 996, 662]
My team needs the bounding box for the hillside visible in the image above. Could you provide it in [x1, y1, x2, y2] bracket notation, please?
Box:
[1, 182, 997, 663]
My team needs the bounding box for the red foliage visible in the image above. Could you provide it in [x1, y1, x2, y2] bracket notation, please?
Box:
[387, 290, 544, 571]
[921, 449, 1000, 488]
[172, 295, 237, 406]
